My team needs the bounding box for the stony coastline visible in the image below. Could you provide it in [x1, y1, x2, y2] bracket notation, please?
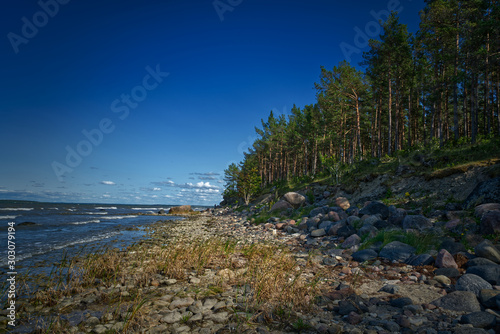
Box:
[2, 176, 500, 333]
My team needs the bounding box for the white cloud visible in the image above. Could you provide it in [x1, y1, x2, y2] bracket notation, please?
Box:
[101, 181, 116, 185]
[153, 187, 161, 191]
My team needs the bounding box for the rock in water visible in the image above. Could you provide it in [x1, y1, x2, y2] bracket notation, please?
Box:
[283, 192, 306, 208]
[168, 205, 192, 214]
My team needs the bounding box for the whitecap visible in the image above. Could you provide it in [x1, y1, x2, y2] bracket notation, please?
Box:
[95, 207, 118, 210]
[71, 219, 100, 225]
[0, 208, 34, 211]
[0, 215, 17, 220]
[104, 215, 138, 220]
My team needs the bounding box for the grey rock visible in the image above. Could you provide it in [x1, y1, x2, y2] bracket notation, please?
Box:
[283, 192, 306, 208]
[478, 289, 500, 308]
[452, 328, 489, 334]
[467, 257, 498, 267]
[456, 274, 493, 296]
[379, 241, 416, 262]
[402, 215, 432, 231]
[162, 311, 182, 324]
[309, 206, 328, 217]
[475, 203, 500, 218]
[327, 222, 345, 236]
[460, 311, 496, 328]
[358, 224, 378, 239]
[352, 249, 378, 262]
[463, 177, 500, 208]
[359, 201, 389, 220]
[342, 234, 361, 249]
[467, 265, 500, 285]
[337, 225, 356, 238]
[311, 229, 326, 238]
[440, 239, 467, 255]
[480, 210, 500, 235]
[434, 267, 460, 278]
[379, 284, 399, 294]
[435, 249, 458, 268]
[318, 220, 334, 231]
[475, 240, 500, 264]
[405, 254, 435, 266]
[431, 291, 481, 312]
[270, 200, 293, 212]
[206, 312, 229, 323]
[390, 297, 413, 308]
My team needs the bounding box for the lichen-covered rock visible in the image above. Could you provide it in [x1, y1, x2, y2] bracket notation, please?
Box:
[463, 177, 500, 208]
[270, 200, 293, 212]
[283, 192, 306, 208]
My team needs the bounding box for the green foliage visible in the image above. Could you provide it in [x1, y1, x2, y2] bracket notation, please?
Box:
[360, 230, 439, 254]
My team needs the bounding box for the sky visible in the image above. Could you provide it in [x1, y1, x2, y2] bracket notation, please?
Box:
[0, 0, 426, 205]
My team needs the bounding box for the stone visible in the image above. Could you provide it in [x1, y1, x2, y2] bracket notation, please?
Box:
[475, 240, 500, 264]
[431, 291, 481, 312]
[359, 201, 389, 220]
[480, 210, 500, 235]
[283, 192, 306, 208]
[380, 284, 399, 294]
[270, 200, 293, 212]
[217, 269, 236, 280]
[206, 312, 229, 323]
[342, 234, 361, 249]
[478, 289, 500, 308]
[338, 300, 359, 315]
[463, 177, 500, 208]
[460, 312, 496, 328]
[467, 257, 498, 267]
[92, 325, 107, 334]
[466, 265, 500, 285]
[169, 297, 195, 310]
[169, 205, 192, 214]
[347, 312, 362, 325]
[435, 249, 458, 269]
[434, 267, 460, 278]
[456, 274, 493, 296]
[475, 203, 500, 218]
[433, 275, 451, 285]
[335, 197, 350, 210]
[390, 297, 413, 308]
[388, 207, 407, 226]
[328, 211, 341, 222]
[309, 206, 328, 217]
[352, 249, 378, 262]
[158, 209, 166, 215]
[440, 239, 467, 255]
[405, 254, 435, 266]
[379, 241, 416, 262]
[318, 220, 334, 231]
[162, 311, 182, 324]
[336, 225, 356, 238]
[402, 215, 432, 231]
[311, 229, 326, 238]
[357, 224, 378, 239]
[328, 222, 345, 236]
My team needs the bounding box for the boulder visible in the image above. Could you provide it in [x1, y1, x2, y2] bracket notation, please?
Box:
[478, 289, 500, 308]
[467, 265, 500, 285]
[311, 229, 326, 238]
[402, 215, 432, 231]
[463, 177, 500, 209]
[283, 192, 306, 208]
[335, 197, 350, 210]
[270, 200, 293, 212]
[460, 312, 496, 329]
[475, 240, 500, 264]
[456, 274, 493, 296]
[431, 291, 481, 312]
[352, 249, 378, 262]
[480, 210, 500, 235]
[468, 257, 498, 267]
[405, 254, 435, 266]
[435, 249, 458, 269]
[359, 201, 389, 219]
[434, 267, 460, 278]
[379, 241, 416, 262]
[327, 211, 341, 222]
[309, 206, 328, 217]
[168, 205, 192, 214]
[342, 234, 361, 249]
[475, 203, 500, 218]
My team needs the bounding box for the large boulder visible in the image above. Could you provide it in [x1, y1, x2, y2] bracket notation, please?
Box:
[467, 265, 500, 285]
[283, 192, 306, 208]
[270, 200, 293, 212]
[435, 249, 458, 269]
[463, 177, 500, 209]
[359, 201, 389, 219]
[168, 205, 192, 214]
[456, 274, 493, 296]
[475, 203, 500, 218]
[480, 210, 500, 235]
[335, 197, 350, 210]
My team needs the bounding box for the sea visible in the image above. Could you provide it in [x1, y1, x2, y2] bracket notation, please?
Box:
[0, 200, 203, 278]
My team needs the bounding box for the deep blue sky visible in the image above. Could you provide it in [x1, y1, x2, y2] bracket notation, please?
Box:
[0, 0, 425, 205]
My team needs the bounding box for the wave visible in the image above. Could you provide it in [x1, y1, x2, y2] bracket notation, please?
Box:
[103, 215, 138, 220]
[71, 219, 100, 225]
[95, 207, 118, 210]
[0, 215, 17, 220]
[0, 208, 34, 211]
[132, 207, 163, 210]
[84, 212, 108, 215]
[0, 231, 121, 267]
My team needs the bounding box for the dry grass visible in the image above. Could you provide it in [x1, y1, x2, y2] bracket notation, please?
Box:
[18, 236, 321, 331]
